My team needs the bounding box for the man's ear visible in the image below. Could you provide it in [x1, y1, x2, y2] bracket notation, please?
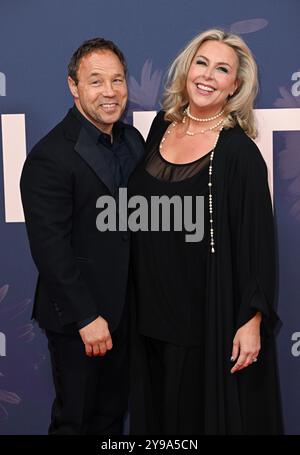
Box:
[68, 76, 78, 98]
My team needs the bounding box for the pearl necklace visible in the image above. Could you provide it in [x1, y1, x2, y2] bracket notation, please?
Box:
[159, 121, 222, 253]
[182, 116, 224, 135]
[208, 129, 222, 253]
[184, 105, 224, 122]
[159, 121, 177, 152]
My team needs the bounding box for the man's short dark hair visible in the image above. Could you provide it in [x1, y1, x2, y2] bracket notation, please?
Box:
[68, 37, 127, 84]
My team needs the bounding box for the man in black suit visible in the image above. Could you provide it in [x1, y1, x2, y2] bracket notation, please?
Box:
[20, 38, 144, 435]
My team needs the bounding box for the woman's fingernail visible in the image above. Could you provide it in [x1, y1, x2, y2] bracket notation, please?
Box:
[230, 356, 234, 361]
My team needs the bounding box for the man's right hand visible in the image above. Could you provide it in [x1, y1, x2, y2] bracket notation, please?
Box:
[79, 316, 113, 357]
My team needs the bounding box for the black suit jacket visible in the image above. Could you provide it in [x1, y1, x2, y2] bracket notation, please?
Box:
[20, 109, 145, 333]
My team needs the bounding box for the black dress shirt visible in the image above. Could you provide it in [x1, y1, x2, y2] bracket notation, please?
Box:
[72, 105, 136, 329]
[72, 105, 136, 188]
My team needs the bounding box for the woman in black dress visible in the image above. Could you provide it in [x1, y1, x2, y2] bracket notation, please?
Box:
[129, 28, 283, 434]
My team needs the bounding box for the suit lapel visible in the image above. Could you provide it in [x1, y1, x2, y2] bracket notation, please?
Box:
[123, 126, 144, 162]
[63, 109, 144, 195]
[74, 126, 116, 195]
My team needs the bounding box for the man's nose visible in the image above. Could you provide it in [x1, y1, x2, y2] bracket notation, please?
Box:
[102, 82, 115, 96]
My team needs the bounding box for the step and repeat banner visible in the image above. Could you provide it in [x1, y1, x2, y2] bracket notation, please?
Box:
[0, 0, 299, 434]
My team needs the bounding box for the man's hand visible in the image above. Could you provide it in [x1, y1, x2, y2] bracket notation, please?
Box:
[79, 316, 113, 357]
[230, 311, 262, 373]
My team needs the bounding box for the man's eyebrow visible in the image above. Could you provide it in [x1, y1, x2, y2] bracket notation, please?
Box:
[88, 72, 125, 77]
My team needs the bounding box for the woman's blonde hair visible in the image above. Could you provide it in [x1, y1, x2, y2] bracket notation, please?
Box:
[162, 28, 258, 138]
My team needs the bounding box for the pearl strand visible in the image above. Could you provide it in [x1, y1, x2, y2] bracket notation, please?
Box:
[183, 116, 224, 135]
[158, 120, 221, 254]
[185, 105, 224, 122]
[208, 129, 222, 253]
[159, 121, 177, 151]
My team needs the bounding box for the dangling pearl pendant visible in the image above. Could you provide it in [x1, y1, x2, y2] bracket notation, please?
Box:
[159, 119, 222, 254]
[208, 129, 222, 253]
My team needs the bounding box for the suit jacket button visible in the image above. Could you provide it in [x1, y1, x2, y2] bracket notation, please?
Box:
[122, 233, 129, 241]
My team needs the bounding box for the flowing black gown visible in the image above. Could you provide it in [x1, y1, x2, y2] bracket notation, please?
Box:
[129, 111, 283, 435]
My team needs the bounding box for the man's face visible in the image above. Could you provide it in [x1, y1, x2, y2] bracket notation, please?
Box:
[68, 50, 128, 134]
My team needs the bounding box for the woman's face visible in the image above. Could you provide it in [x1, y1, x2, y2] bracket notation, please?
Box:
[186, 40, 239, 116]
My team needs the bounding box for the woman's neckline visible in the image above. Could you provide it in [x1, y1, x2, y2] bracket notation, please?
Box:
[158, 147, 212, 167]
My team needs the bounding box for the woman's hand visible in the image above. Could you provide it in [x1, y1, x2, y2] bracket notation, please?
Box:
[230, 311, 262, 373]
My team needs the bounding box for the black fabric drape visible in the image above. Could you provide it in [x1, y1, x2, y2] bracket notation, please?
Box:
[129, 111, 283, 435]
